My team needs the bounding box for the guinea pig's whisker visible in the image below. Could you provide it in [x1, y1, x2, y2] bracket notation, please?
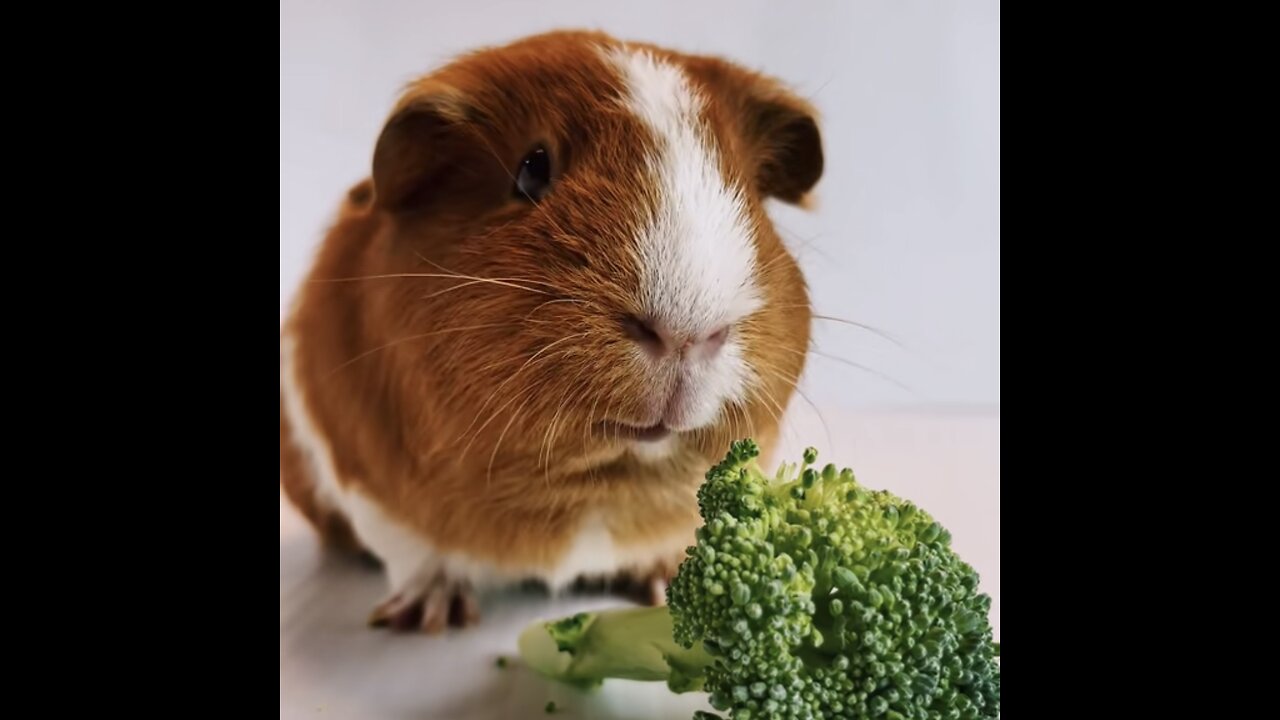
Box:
[812, 315, 905, 349]
[750, 382, 790, 431]
[487, 389, 539, 490]
[459, 334, 590, 448]
[325, 322, 516, 377]
[525, 297, 587, 318]
[420, 278, 535, 301]
[734, 399, 759, 446]
[315, 272, 553, 298]
[757, 364, 833, 454]
[582, 387, 605, 462]
[539, 397, 565, 485]
[775, 345, 914, 394]
[804, 73, 838, 103]
[458, 381, 542, 472]
[756, 250, 799, 276]
[539, 371, 575, 471]
[810, 347, 914, 394]
[543, 370, 591, 482]
[757, 362, 805, 389]
[602, 394, 621, 447]
[415, 252, 566, 293]
[469, 332, 586, 383]
[746, 384, 792, 448]
[520, 317, 566, 329]
[462, 360, 573, 461]
[775, 223, 839, 265]
[732, 401, 750, 440]
[772, 304, 906, 350]
[719, 401, 746, 447]
[462, 383, 536, 485]
[471, 350, 552, 380]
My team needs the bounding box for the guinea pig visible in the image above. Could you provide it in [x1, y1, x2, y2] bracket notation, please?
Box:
[280, 29, 822, 633]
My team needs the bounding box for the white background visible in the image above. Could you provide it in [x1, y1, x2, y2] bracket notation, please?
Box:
[280, 0, 1000, 411]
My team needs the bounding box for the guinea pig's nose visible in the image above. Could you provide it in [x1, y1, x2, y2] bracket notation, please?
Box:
[621, 315, 729, 361]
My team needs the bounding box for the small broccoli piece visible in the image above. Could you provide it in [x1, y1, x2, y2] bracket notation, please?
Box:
[544, 700, 558, 713]
[495, 656, 508, 669]
[519, 441, 1000, 719]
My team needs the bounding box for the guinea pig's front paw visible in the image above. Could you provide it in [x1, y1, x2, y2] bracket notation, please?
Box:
[367, 573, 479, 634]
[610, 562, 681, 607]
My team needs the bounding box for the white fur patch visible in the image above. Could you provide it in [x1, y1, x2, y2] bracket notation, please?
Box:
[547, 511, 691, 590]
[626, 435, 678, 463]
[546, 512, 619, 588]
[606, 47, 759, 428]
[281, 333, 464, 590]
[607, 48, 761, 332]
[280, 334, 343, 516]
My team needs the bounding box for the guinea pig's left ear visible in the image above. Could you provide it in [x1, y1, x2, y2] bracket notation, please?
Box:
[371, 86, 498, 215]
[689, 60, 824, 205]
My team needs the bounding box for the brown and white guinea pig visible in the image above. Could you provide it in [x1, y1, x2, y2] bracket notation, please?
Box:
[279, 30, 821, 633]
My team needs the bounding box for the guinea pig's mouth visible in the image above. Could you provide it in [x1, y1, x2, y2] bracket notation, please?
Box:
[596, 420, 672, 443]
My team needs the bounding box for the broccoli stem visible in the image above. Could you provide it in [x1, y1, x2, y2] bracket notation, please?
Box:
[518, 606, 714, 692]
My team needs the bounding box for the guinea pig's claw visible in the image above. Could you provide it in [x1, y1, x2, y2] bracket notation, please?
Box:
[646, 576, 668, 607]
[367, 596, 396, 627]
[367, 592, 421, 630]
[606, 567, 675, 606]
[369, 578, 480, 634]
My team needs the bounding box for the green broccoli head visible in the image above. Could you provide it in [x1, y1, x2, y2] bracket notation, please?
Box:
[518, 441, 999, 720]
[668, 440, 998, 719]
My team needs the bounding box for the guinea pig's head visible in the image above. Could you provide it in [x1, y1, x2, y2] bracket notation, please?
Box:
[365, 31, 821, 476]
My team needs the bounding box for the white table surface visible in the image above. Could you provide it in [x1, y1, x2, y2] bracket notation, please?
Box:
[280, 408, 1000, 719]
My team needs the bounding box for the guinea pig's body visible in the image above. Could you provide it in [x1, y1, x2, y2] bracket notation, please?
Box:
[280, 30, 821, 632]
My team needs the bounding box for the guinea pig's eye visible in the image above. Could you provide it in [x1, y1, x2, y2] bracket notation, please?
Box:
[514, 146, 552, 202]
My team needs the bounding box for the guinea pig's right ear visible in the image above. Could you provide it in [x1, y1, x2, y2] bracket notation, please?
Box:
[688, 60, 825, 206]
[371, 91, 497, 214]
[749, 96, 824, 206]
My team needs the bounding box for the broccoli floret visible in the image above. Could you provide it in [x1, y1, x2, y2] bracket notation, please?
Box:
[518, 441, 1000, 719]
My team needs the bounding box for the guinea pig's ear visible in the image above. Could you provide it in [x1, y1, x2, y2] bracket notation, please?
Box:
[690, 61, 824, 205]
[749, 97, 824, 205]
[371, 90, 500, 214]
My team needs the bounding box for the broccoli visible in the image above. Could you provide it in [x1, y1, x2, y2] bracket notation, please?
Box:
[518, 440, 1000, 719]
